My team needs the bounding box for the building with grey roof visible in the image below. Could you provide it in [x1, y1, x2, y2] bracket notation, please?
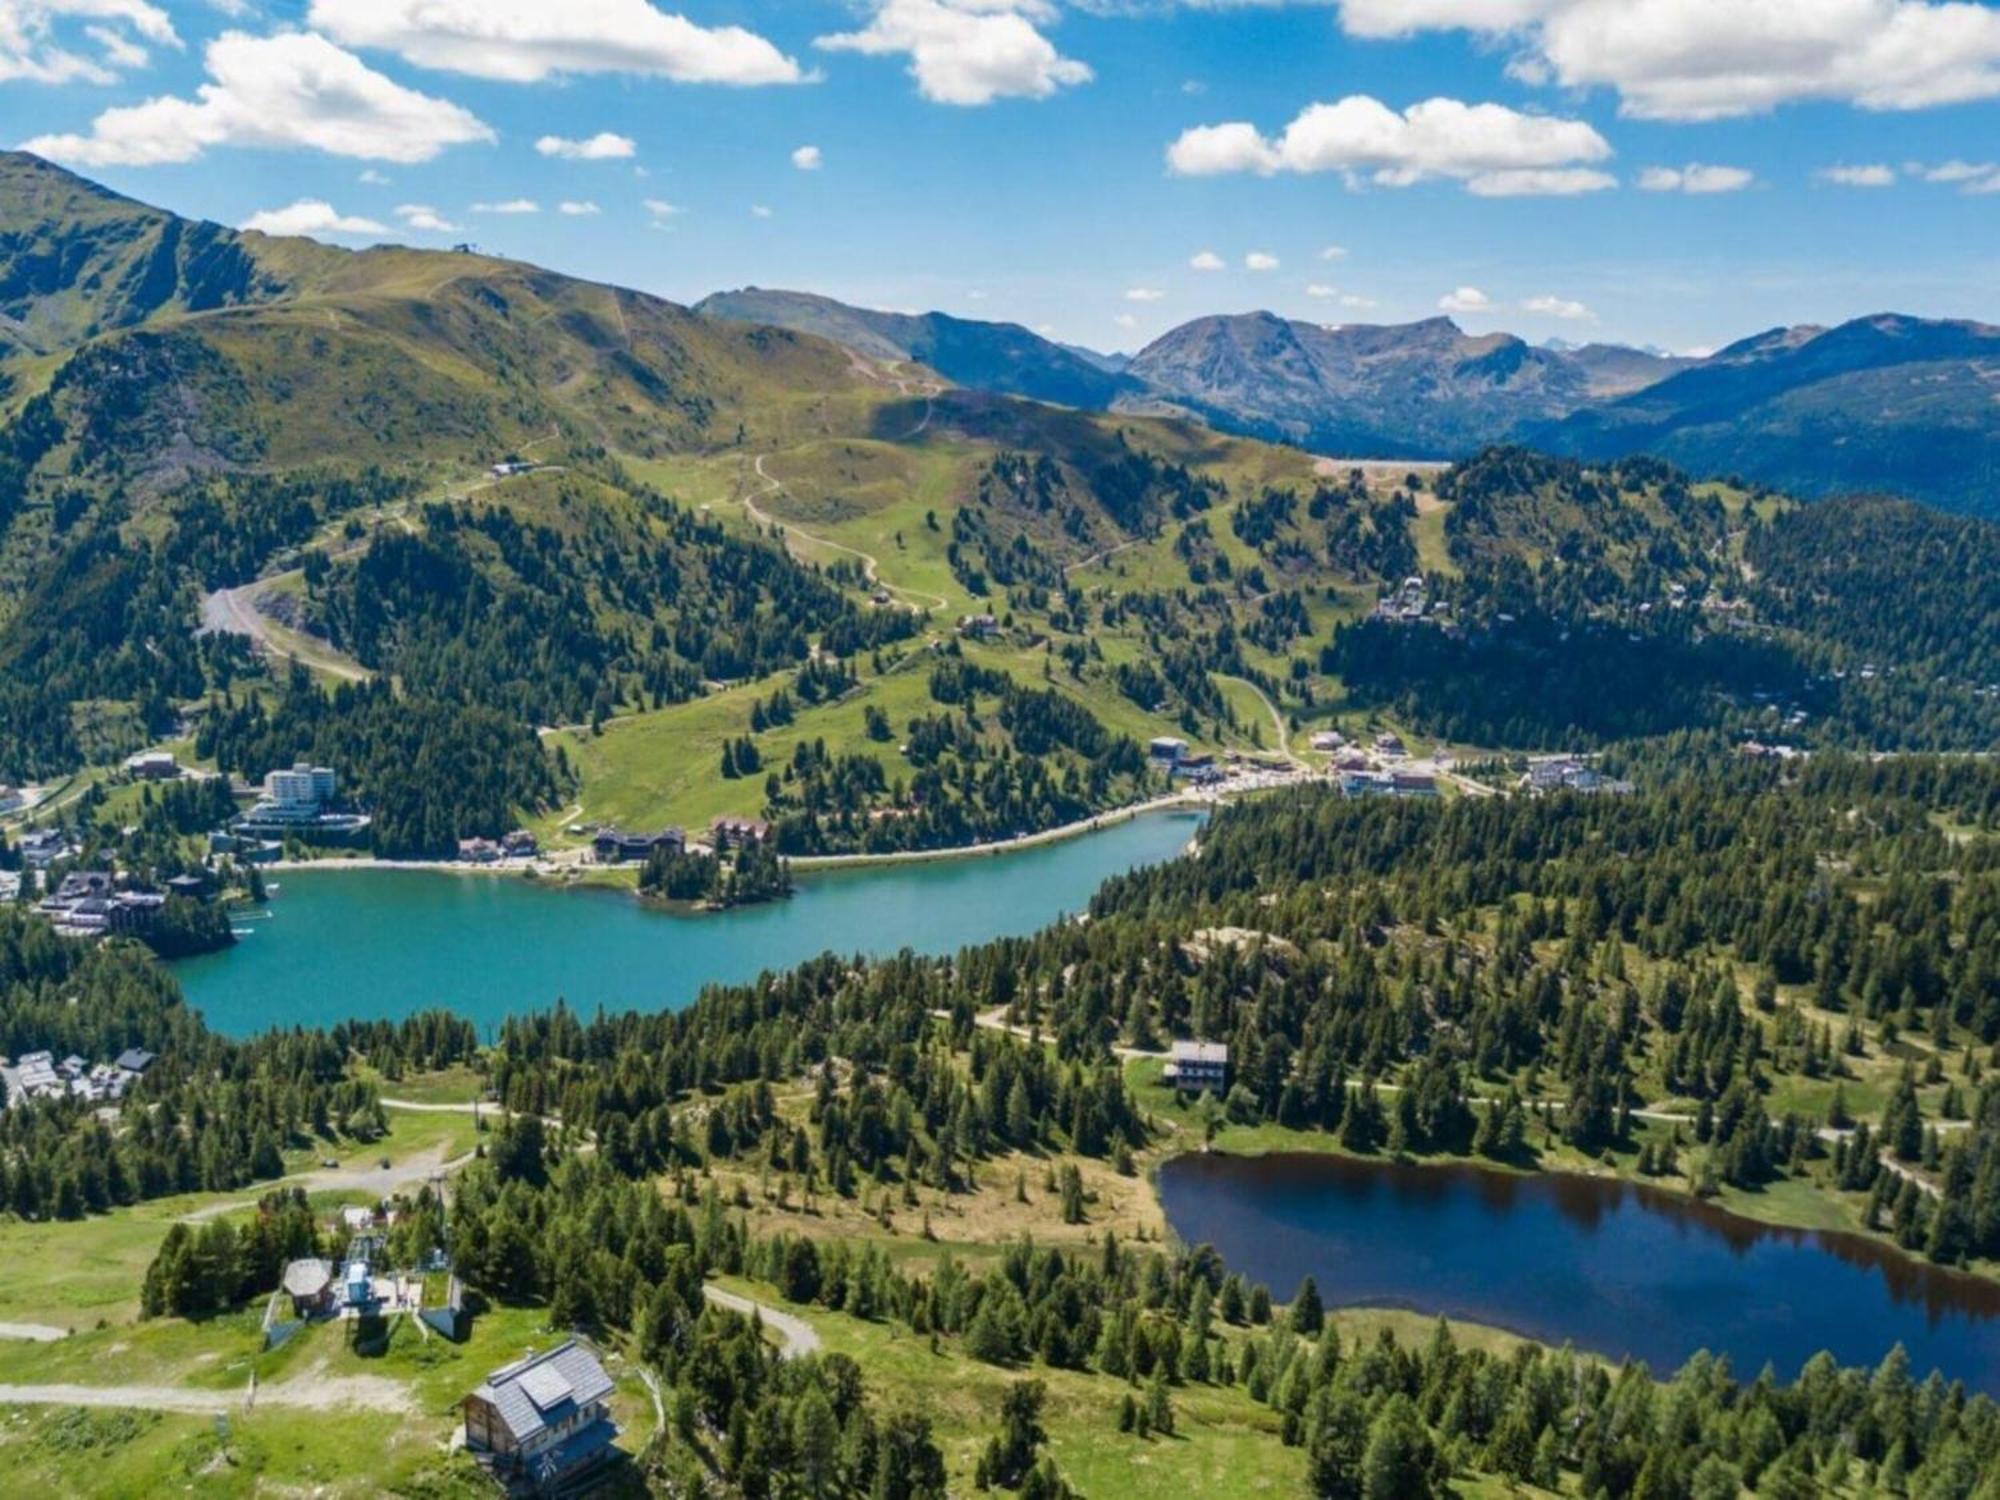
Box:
[1163, 1039, 1229, 1094]
[463, 1338, 619, 1493]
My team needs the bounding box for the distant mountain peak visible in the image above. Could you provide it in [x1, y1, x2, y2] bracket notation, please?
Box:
[697, 286, 1141, 409]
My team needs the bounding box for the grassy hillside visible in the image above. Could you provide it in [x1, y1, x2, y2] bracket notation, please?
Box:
[4, 156, 1998, 861]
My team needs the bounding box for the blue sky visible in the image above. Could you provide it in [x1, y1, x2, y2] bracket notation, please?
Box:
[4, 1, 1998, 354]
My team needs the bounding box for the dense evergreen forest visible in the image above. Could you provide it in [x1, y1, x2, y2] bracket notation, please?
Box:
[6, 753, 2000, 1493]
[194, 668, 563, 858]
[307, 485, 921, 730]
[0, 904, 477, 1217]
[1323, 451, 2000, 751]
[757, 652, 1160, 856]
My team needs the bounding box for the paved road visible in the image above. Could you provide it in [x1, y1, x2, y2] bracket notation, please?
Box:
[788, 788, 1213, 870]
[702, 1286, 821, 1359]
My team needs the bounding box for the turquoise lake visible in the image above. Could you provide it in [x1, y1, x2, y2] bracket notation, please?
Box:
[174, 811, 1203, 1038]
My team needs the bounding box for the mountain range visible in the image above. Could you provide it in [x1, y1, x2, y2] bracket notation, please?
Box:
[3, 150, 1996, 822]
[702, 289, 2000, 518]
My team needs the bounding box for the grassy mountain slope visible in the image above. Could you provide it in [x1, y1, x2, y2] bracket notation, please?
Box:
[0, 153, 297, 359]
[0, 158, 1325, 850]
[5, 155, 1997, 856]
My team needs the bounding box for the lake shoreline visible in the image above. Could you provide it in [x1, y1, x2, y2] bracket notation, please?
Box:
[259, 787, 1226, 881]
[1155, 1146, 2000, 1393]
[1152, 1142, 2000, 1297]
[175, 811, 1209, 1039]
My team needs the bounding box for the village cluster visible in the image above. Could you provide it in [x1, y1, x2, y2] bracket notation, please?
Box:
[0, 1045, 153, 1108]
[1, 755, 371, 944]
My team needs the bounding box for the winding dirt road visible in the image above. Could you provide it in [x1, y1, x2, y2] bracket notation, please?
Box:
[742, 455, 948, 612]
[1219, 674, 1304, 768]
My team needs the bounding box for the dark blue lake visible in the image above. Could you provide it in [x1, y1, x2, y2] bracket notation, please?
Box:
[1158, 1151, 2000, 1393]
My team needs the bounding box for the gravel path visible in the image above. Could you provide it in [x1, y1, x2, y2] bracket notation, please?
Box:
[745, 455, 949, 613]
[0, 1322, 67, 1342]
[0, 1374, 410, 1415]
[0, 1382, 239, 1414]
[178, 1144, 474, 1223]
[703, 1286, 822, 1359]
[199, 581, 372, 683]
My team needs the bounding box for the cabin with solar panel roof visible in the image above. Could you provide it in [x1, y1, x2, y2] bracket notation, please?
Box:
[463, 1337, 620, 1493]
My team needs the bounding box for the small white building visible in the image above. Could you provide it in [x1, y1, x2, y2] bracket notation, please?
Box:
[1163, 1040, 1229, 1095]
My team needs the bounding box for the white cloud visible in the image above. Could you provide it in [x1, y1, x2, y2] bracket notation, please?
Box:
[1335, 0, 2000, 122]
[0, 0, 178, 85]
[1465, 167, 1616, 196]
[473, 198, 540, 214]
[792, 144, 823, 170]
[536, 131, 635, 160]
[393, 202, 457, 232]
[1115, 312, 1139, 329]
[1245, 251, 1279, 271]
[1305, 283, 1338, 298]
[1337, 292, 1378, 309]
[1124, 287, 1165, 301]
[308, 0, 801, 85]
[1319, 244, 1348, 260]
[1967, 174, 2000, 195]
[1189, 250, 1226, 271]
[21, 30, 492, 166]
[816, 0, 1092, 106]
[644, 197, 681, 218]
[358, 167, 390, 184]
[1637, 162, 1754, 194]
[559, 199, 601, 215]
[1167, 121, 1279, 175]
[1918, 159, 1997, 185]
[1438, 285, 1493, 314]
[1167, 94, 1611, 196]
[240, 198, 387, 238]
[83, 22, 145, 69]
[1523, 293, 1594, 320]
[751, 203, 773, 217]
[1819, 162, 1897, 187]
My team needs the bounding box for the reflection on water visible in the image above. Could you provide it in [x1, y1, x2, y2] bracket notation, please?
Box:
[1158, 1151, 2000, 1391]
